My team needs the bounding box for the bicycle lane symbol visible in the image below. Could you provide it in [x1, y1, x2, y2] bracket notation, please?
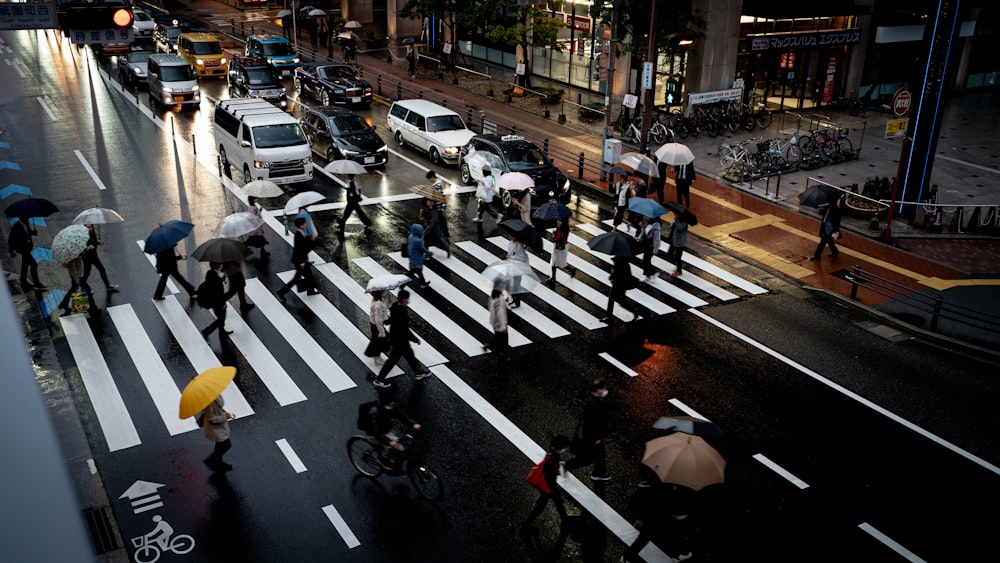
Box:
[119, 481, 196, 563]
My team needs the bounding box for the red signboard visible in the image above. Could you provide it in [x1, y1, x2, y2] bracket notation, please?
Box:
[892, 86, 912, 117]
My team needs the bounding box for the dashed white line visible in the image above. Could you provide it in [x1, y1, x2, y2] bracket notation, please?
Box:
[275, 439, 307, 474]
[667, 398, 709, 421]
[599, 352, 638, 377]
[74, 149, 108, 190]
[36, 96, 56, 120]
[752, 453, 810, 490]
[322, 504, 360, 549]
[858, 522, 926, 563]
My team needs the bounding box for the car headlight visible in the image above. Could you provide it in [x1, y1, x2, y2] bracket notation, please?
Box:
[253, 161, 270, 169]
[161, 86, 173, 94]
[341, 148, 358, 155]
[377, 145, 388, 152]
[444, 146, 460, 155]
[196, 59, 204, 65]
[192, 85, 200, 92]
[221, 57, 227, 64]
[249, 89, 259, 97]
[301, 157, 311, 165]
[291, 58, 300, 64]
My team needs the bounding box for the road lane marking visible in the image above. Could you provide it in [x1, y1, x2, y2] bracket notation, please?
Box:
[690, 308, 1000, 477]
[353, 256, 488, 357]
[858, 523, 926, 563]
[752, 453, 810, 490]
[386, 250, 533, 346]
[313, 261, 449, 367]
[153, 296, 255, 418]
[36, 96, 56, 120]
[61, 314, 142, 452]
[244, 278, 356, 394]
[322, 505, 360, 549]
[276, 269, 406, 376]
[218, 308, 308, 407]
[74, 149, 108, 190]
[431, 365, 670, 562]
[599, 352, 637, 377]
[107, 305, 199, 435]
[275, 439, 307, 473]
[667, 398, 710, 421]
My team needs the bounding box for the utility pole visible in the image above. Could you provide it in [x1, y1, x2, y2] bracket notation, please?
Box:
[600, 0, 618, 181]
[638, 0, 658, 155]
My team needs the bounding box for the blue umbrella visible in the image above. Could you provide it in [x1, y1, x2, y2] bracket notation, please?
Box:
[532, 201, 571, 221]
[144, 220, 194, 254]
[628, 198, 667, 218]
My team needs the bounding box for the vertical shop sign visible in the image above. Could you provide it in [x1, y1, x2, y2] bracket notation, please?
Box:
[822, 53, 838, 104]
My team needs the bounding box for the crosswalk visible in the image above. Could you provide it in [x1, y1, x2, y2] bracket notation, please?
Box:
[59, 225, 767, 453]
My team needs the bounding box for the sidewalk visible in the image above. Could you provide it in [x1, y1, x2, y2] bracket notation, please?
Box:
[184, 0, 1000, 350]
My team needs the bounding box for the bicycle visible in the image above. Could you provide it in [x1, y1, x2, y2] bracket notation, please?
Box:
[761, 113, 803, 166]
[131, 532, 195, 563]
[347, 431, 444, 500]
[719, 137, 762, 177]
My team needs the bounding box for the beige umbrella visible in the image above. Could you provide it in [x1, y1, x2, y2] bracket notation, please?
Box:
[641, 433, 726, 491]
[408, 184, 445, 202]
[344, 20, 362, 29]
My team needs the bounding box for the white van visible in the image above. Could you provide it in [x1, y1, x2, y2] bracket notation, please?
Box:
[386, 99, 474, 165]
[214, 98, 313, 185]
[147, 54, 200, 110]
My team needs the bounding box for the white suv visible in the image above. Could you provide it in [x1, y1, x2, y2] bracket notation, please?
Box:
[386, 99, 474, 166]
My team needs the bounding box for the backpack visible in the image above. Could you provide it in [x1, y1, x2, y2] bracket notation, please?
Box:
[356, 401, 378, 434]
[195, 281, 212, 309]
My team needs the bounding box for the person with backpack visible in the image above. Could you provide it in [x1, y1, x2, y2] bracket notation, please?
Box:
[523, 434, 571, 533]
[199, 262, 231, 339]
[360, 387, 422, 468]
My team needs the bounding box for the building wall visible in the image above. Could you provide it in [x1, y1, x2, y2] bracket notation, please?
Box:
[686, 0, 741, 94]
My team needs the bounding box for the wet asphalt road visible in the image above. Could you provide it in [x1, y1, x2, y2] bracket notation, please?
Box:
[3, 29, 999, 563]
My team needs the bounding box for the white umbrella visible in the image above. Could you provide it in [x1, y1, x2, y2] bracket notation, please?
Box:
[619, 152, 661, 178]
[344, 20, 362, 29]
[496, 172, 534, 191]
[284, 191, 326, 214]
[308, 8, 326, 16]
[337, 31, 353, 40]
[276, 9, 292, 17]
[217, 212, 265, 238]
[51, 224, 91, 264]
[482, 259, 540, 294]
[324, 159, 367, 175]
[655, 143, 696, 166]
[242, 180, 284, 198]
[72, 207, 124, 225]
[366, 274, 412, 292]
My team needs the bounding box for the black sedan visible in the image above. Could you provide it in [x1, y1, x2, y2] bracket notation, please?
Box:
[300, 107, 387, 167]
[294, 63, 373, 108]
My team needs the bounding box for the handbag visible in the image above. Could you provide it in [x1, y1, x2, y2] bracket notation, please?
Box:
[525, 454, 552, 494]
[401, 241, 410, 258]
[69, 287, 90, 314]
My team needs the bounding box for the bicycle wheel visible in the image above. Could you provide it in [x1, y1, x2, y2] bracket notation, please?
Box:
[719, 146, 736, 169]
[837, 137, 854, 157]
[651, 123, 667, 145]
[755, 109, 773, 129]
[347, 436, 384, 477]
[170, 535, 195, 555]
[704, 120, 720, 137]
[820, 137, 837, 156]
[798, 135, 815, 155]
[742, 112, 756, 132]
[408, 462, 444, 500]
[770, 155, 787, 172]
[686, 117, 701, 138]
[785, 144, 801, 163]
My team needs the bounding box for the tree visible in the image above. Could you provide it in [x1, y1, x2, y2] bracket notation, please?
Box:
[398, 0, 461, 67]
[471, 0, 566, 89]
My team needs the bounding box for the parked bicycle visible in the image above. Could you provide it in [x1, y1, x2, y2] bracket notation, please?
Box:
[799, 126, 853, 158]
[759, 112, 803, 167]
[719, 136, 763, 178]
[347, 431, 444, 500]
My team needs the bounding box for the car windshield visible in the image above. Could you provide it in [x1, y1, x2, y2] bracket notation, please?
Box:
[192, 41, 222, 55]
[330, 114, 370, 135]
[128, 52, 151, 64]
[426, 115, 465, 132]
[262, 42, 295, 57]
[504, 144, 549, 171]
[166, 28, 182, 40]
[160, 65, 195, 82]
[319, 65, 356, 80]
[246, 67, 278, 86]
[135, 11, 153, 22]
[253, 124, 306, 148]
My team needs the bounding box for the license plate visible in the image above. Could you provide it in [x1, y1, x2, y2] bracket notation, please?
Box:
[281, 70, 291, 76]
[172, 96, 185, 102]
[351, 96, 361, 103]
[364, 156, 375, 164]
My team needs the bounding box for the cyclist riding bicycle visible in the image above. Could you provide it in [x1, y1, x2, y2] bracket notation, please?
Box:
[145, 515, 174, 551]
[365, 388, 422, 468]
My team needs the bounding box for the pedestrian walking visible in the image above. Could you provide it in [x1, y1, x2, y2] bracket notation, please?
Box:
[421, 198, 451, 257]
[364, 290, 391, 365]
[405, 223, 432, 288]
[222, 261, 253, 312]
[307, 17, 317, 48]
[506, 232, 528, 308]
[511, 188, 532, 224]
[200, 262, 232, 339]
[601, 255, 643, 322]
[564, 379, 612, 481]
[650, 161, 668, 203]
[637, 216, 661, 283]
[317, 16, 328, 48]
[337, 173, 373, 238]
[473, 165, 499, 223]
[810, 194, 844, 261]
[406, 45, 416, 78]
[7, 217, 45, 290]
[281, 14, 292, 39]
[152, 243, 196, 300]
[629, 177, 649, 234]
[621, 482, 694, 562]
[371, 289, 431, 387]
[81, 223, 119, 293]
[296, 205, 318, 242]
[667, 211, 689, 277]
[523, 434, 571, 532]
[484, 287, 509, 358]
[343, 35, 357, 65]
[674, 161, 695, 209]
[547, 218, 576, 287]
[425, 170, 450, 238]
[201, 396, 234, 472]
[57, 255, 96, 315]
[612, 179, 633, 231]
[245, 196, 269, 258]
[277, 218, 320, 302]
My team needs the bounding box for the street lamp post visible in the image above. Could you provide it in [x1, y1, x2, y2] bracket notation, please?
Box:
[638, 0, 657, 155]
[599, 0, 618, 182]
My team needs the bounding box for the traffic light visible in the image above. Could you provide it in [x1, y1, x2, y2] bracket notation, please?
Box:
[58, 2, 134, 40]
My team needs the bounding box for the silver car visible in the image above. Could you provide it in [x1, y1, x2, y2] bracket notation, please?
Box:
[118, 50, 152, 90]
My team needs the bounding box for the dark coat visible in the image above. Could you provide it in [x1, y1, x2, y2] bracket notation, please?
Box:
[7, 220, 33, 254]
[609, 256, 636, 290]
[290, 228, 312, 265]
[387, 302, 418, 346]
[542, 449, 563, 494]
[581, 393, 610, 441]
[155, 248, 181, 274]
[201, 270, 226, 307]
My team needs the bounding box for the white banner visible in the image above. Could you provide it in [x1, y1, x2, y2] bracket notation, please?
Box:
[687, 88, 743, 106]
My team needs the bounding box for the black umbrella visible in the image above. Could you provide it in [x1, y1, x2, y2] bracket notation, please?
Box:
[798, 184, 839, 208]
[500, 218, 536, 245]
[605, 166, 632, 176]
[664, 201, 687, 215]
[190, 238, 252, 263]
[532, 201, 571, 221]
[402, 37, 416, 44]
[587, 231, 640, 257]
[4, 197, 58, 219]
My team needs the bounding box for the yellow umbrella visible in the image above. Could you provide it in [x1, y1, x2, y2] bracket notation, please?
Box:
[641, 433, 726, 491]
[179, 367, 237, 419]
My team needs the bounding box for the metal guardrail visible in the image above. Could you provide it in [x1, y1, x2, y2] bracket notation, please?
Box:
[844, 265, 1000, 335]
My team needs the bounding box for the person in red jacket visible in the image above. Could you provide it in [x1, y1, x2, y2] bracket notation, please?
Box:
[523, 434, 571, 532]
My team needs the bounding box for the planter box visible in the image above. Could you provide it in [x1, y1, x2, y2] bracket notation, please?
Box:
[844, 199, 884, 218]
[579, 107, 604, 119]
[539, 93, 562, 105]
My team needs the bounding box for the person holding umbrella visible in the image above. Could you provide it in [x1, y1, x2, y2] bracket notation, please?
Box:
[201, 395, 234, 472]
[56, 255, 96, 315]
[636, 216, 662, 283]
[364, 289, 391, 365]
[505, 231, 528, 308]
[7, 217, 45, 290]
[406, 223, 432, 289]
[473, 165, 499, 224]
[337, 173, 373, 238]
[601, 255, 644, 323]
[485, 287, 508, 359]
[277, 218, 320, 301]
[81, 224, 119, 293]
[406, 43, 416, 78]
[548, 217, 576, 287]
[223, 261, 252, 312]
[245, 196, 269, 258]
[200, 262, 232, 339]
[810, 193, 844, 261]
[668, 209, 689, 278]
[371, 289, 431, 388]
[153, 243, 196, 300]
[674, 161, 696, 209]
